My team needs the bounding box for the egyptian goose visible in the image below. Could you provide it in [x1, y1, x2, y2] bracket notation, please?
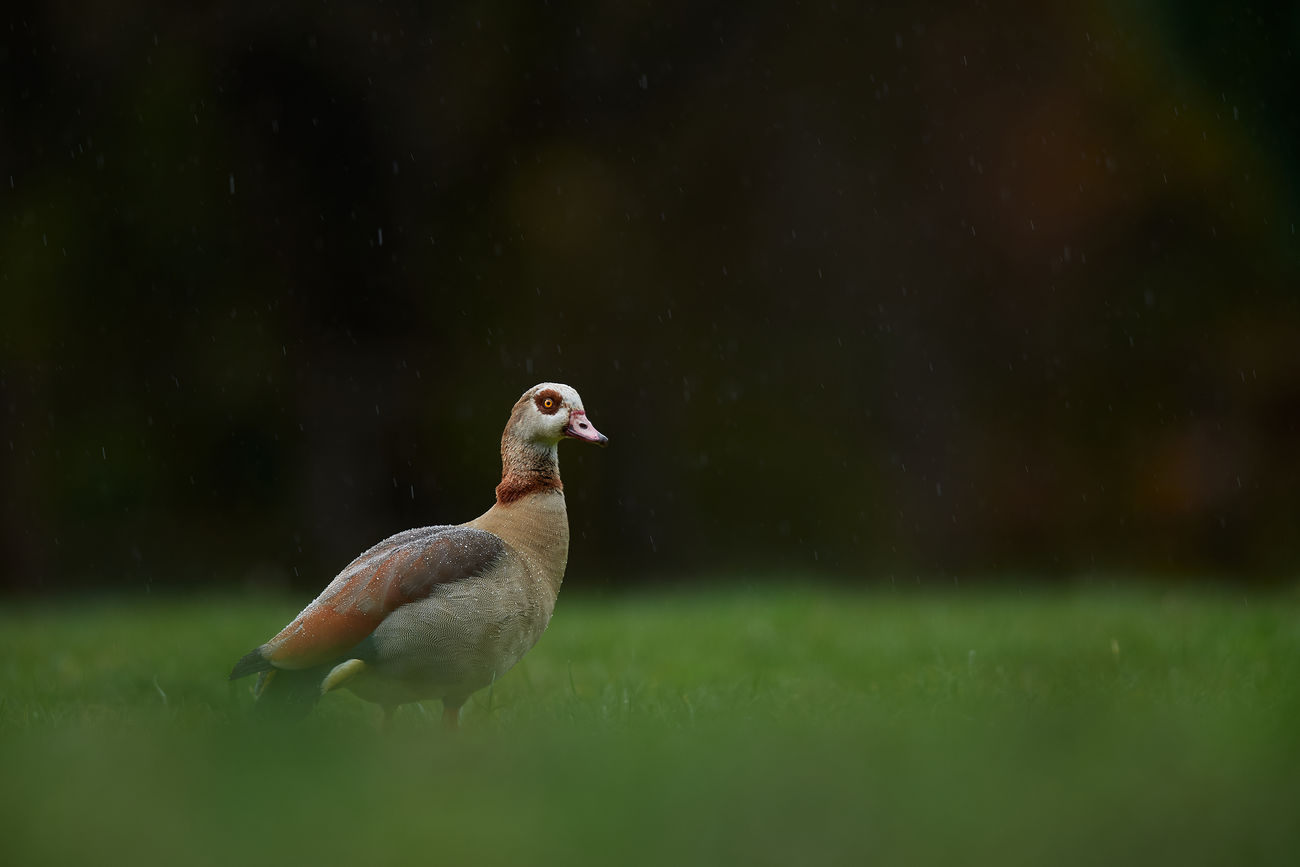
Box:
[229, 382, 607, 728]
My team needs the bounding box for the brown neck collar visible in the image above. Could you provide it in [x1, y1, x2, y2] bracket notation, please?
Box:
[495, 438, 562, 505]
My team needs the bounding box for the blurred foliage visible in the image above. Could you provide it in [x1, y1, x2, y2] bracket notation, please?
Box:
[1, 1, 1297, 592]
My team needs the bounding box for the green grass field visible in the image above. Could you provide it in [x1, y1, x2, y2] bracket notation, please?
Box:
[2, 582, 1298, 866]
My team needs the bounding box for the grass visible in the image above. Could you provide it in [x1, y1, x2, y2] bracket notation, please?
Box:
[2, 581, 1299, 866]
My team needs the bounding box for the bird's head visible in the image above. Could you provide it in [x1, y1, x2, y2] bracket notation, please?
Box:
[510, 382, 608, 448]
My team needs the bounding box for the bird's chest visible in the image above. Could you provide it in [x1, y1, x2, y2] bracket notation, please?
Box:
[364, 494, 571, 698]
[366, 560, 554, 691]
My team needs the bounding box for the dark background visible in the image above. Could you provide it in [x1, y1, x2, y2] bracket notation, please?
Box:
[2, 1, 1297, 594]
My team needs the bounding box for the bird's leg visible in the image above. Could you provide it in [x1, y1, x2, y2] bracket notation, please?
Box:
[379, 705, 395, 732]
[441, 701, 461, 731]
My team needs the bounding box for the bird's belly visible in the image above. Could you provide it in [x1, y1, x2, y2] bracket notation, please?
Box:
[350, 575, 552, 705]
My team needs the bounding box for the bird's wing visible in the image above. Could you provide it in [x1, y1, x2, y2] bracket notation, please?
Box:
[260, 526, 507, 670]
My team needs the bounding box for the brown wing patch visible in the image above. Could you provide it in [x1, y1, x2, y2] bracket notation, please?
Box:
[264, 527, 505, 669]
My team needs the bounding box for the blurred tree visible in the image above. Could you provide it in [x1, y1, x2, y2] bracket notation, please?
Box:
[1, 1, 1296, 593]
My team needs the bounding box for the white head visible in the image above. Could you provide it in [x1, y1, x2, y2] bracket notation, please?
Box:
[508, 382, 608, 448]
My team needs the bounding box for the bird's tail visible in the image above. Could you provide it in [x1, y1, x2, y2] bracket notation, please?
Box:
[229, 646, 324, 719]
[229, 647, 273, 680]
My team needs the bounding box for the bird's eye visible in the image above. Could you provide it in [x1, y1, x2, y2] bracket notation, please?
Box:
[534, 389, 563, 414]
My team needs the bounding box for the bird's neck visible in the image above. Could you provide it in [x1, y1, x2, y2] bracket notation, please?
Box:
[495, 437, 563, 505]
[478, 436, 570, 597]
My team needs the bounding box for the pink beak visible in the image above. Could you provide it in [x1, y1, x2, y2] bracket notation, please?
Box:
[563, 410, 608, 446]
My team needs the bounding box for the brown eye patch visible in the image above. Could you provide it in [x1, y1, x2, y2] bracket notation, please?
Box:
[534, 388, 563, 414]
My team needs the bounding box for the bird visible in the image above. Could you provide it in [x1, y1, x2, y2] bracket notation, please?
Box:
[229, 382, 608, 729]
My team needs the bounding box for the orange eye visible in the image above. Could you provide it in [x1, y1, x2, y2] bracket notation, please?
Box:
[535, 389, 562, 414]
